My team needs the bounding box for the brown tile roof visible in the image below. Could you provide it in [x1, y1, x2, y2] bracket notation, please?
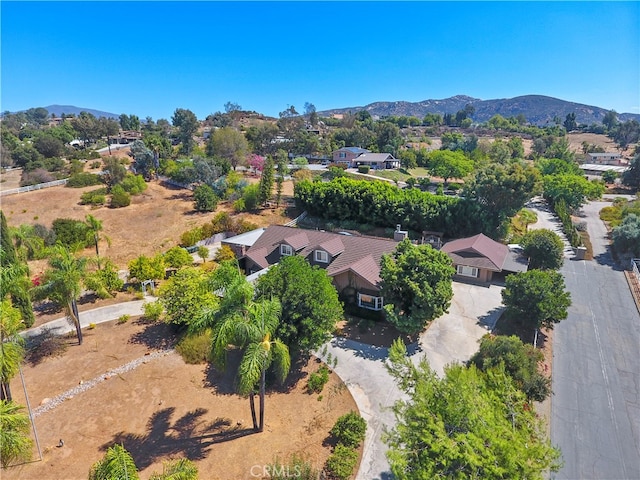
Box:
[282, 231, 309, 251]
[441, 233, 509, 272]
[245, 225, 399, 288]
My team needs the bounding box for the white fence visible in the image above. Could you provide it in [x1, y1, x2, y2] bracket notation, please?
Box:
[0, 178, 69, 196]
[632, 258, 640, 283]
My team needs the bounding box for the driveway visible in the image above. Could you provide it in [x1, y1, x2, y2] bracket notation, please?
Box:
[318, 281, 504, 479]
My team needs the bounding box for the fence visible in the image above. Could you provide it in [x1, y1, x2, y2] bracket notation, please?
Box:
[0, 178, 69, 196]
[285, 211, 307, 227]
[632, 259, 640, 283]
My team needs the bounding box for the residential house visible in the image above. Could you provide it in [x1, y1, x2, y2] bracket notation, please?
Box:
[221, 227, 267, 259]
[441, 233, 528, 283]
[586, 153, 624, 165]
[352, 152, 400, 170]
[332, 147, 371, 166]
[244, 225, 399, 311]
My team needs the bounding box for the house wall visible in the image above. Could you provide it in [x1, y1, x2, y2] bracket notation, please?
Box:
[453, 266, 493, 283]
[332, 271, 380, 294]
[332, 151, 360, 164]
[587, 153, 623, 165]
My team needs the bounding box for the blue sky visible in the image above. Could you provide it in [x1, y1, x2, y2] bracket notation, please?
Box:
[2, 2, 638, 120]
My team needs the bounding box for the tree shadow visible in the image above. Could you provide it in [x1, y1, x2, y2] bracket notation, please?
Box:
[477, 306, 506, 331]
[330, 336, 390, 362]
[593, 250, 625, 271]
[101, 407, 255, 470]
[128, 320, 179, 350]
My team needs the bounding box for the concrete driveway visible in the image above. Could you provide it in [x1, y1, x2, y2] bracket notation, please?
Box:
[318, 281, 504, 479]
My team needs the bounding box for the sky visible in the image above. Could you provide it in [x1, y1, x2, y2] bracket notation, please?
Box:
[1, 1, 639, 121]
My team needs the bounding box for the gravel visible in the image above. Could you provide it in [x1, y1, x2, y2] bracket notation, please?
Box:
[33, 349, 175, 417]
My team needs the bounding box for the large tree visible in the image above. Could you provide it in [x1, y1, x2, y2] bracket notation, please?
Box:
[207, 127, 249, 170]
[171, 108, 199, 155]
[255, 255, 343, 356]
[622, 151, 640, 189]
[380, 238, 455, 334]
[32, 246, 88, 344]
[158, 267, 219, 326]
[502, 270, 571, 341]
[469, 334, 551, 402]
[88, 444, 139, 480]
[520, 228, 565, 270]
[543, 173, 605, 210]
[427, 150, 474, 185]
[384, 340, 561, 479]
[0, 400, 33, 468]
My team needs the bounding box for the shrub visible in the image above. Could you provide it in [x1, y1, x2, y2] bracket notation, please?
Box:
[213, 244, 235, 262]
[307, 365, 330, 394]
[52, 218, 90, 248]
[357, 165, 370, 174]
[88, 323, 96, 330]
[163, 246, 193, 269]
[117, 314, 130, 324]
[233, 198, 246, 212]
[119, 174, 147, 195]
[20, 168, 55, 186]
[110, 185, 131, 208]
[180, 226, 203, 247]
[66, 172, 102, 188]
[143, 301, 164, 322]
[80, 188, 107, 206]
[330, 411, 367, 448]
[176, 331, 212, 364]
[324, 444, 358, 480]
[93, 260, 124, 293]
[268, 454, 319, 480]
[193, 184, 218, 212]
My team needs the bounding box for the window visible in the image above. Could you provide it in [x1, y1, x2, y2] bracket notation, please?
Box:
[280, 244, 293, 256]
[339, 152, 346, 158]
[315, 250, 329, 263]
[456, 265, 479, 278]
[358, 293, 383, 311]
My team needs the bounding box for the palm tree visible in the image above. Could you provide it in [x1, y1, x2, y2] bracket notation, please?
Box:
[32, 246, 87, 345]
[0, 400, 33, 468]
[0, 300, 26, 401]
[85, 214, 110, 270]
[149, 458, 198, 480]
[191, 262, 290, 432]
[88, 444, 139, 480]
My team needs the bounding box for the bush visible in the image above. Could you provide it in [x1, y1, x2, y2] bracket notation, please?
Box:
[119, 174, 147, 195]
[117, 314, 130, 324]
[176, 331, 212, 364]
[110, 185, 131, 208]
[233, 198, 246, 212]
[163, 246, 193, 269]
[20, 168, 55, 186]
[324, 444, 358, 480]
[268, 454, 319, 480]
[80, 188, 107, 206]
[52, 218, 91, 248]
[143, 301, 164, 322]
[357, 165, 370, 174]
[307, 365, 330, 394]
[193, 184, 218, 212]
[330, 411, 367, 448]
[180, 227, 203, 247]
[66, 172, 102, 188]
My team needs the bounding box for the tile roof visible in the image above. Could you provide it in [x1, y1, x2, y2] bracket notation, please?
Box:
[245, 226, 399, 288]
[441, 233, 509, 272]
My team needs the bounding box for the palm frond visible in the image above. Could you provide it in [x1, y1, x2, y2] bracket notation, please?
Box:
[149, 458, 198, 480]
[270, 339, 291, 384]
[238, 342, 268, 395]
[0, 400, 33, 468]
[88, 444, 139, 480]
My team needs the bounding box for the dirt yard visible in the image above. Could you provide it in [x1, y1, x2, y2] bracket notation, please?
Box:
[0, 172, 296, 270]
[6, 317, 359, 480]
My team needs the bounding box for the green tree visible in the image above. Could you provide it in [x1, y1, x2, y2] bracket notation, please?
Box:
[88, 444, 139, 480]
[543, 173, 605, 210]
[101, 156, 127, 192]
[611, 214, 640, 256]
[163, 246, 193, 269]
[255, 255, 343, 356]
[428, 150, 473, 185]
[0, 211, 35, 328]
[536, 157, 581, 176]
[158, 267, 218, 326]
[84, 214, 110, 270]
[172, 108, 199, 155]
[380, 239, 455, 334]
[33, 133, 64, 158]
[32, 246, 88, 344]
[70, 111, 100, 147]
[193, 184, 218, 212]
[0, 400, 33, 468]
[469, 334, 551, 401]
[130, 139, 156, 179]
[384, 340, 561, 479]
[207, 127, 249, 170]
[563, 112, 577, 132]
[275, 153, 287, 207]
[622, 151, 640, 189]
[520, 228, 565, 270]
[502, 270, 571, 340]
[98, 117, 120, 155]
[191, 264, 290, 432]
[127, 254, 165, 284]
[603, 110, 618, 132]
[258, 155, 275, 205]
[0, 300, 25, 401]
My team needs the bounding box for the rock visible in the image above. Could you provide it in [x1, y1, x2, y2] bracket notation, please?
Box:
[40, 398, 51, 406]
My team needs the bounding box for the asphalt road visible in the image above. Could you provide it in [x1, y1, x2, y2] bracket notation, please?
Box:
[551, 200, 640, 480]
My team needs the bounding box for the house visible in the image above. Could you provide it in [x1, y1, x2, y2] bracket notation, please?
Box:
[586, 153, 624, 165]
[352, 153, 400, 170]
[221, 227, 267, 259]
[332, 147, 371, 166]
[579, 163, 629, 177]
[441, 233, 528, 283]
[244, 225, 399, 310]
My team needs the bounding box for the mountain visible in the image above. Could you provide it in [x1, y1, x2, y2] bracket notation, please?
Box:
[318, 95, 640, 126]
[42, 105, 120, 119]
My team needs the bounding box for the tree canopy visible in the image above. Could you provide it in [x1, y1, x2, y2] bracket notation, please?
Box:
[427, 150, 474, 184]
[385, 339, 561, 479]
[520, 228, 565, 270]
[255, 255, 343, 356]
[543, 174, 605, 210]
[380, 239, 455, 334]
[171, 108, 198, 154]
[207, 127, 249, 170]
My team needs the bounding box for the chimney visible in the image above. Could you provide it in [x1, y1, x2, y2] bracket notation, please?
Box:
[394, 224, 408, 242]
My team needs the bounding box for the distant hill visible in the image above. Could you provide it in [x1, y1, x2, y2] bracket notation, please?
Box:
[318, 95, 640, 126]
[42, 105, 119, 119]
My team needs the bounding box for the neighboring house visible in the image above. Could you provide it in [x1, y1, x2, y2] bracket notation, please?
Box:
[579, 163, 629, 177]
[332, 147, 371, 165]
[244, 225, 399, 311]
[353, 153, 400, 170]
[441, 233, 528, 283]
[586, 152, 625, 165]
[221, 227, 267, 259]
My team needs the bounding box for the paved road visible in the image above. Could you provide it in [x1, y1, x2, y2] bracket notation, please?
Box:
[550, 200, 640, 480]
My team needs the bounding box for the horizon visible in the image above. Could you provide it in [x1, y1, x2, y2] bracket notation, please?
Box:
[2, 2, 638, 121]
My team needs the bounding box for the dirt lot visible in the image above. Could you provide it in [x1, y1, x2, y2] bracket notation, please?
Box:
[6, 317, 358, 480]
[1, 171, 296, 271]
